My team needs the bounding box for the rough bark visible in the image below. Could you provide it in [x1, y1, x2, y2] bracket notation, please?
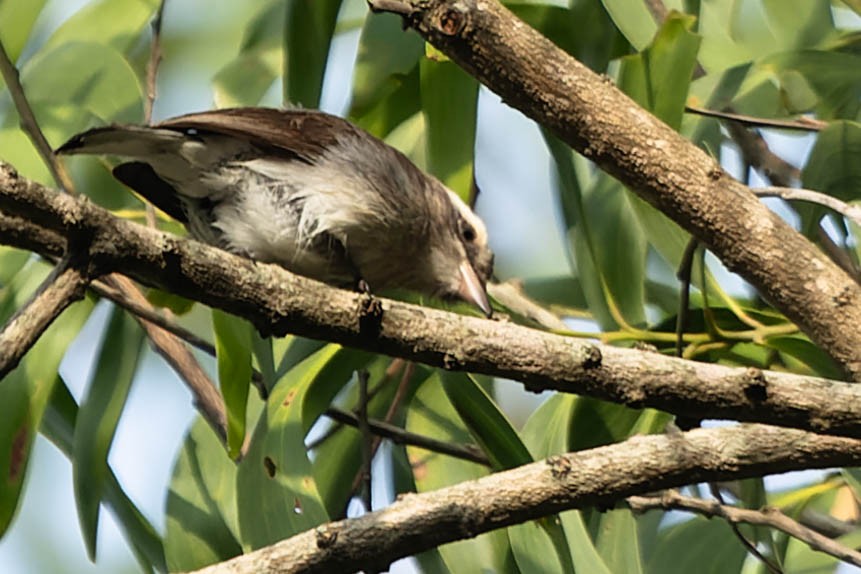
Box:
[190, 424, 861, 574]
[2, 163, 861, 439]
[368, 0, 861, 380]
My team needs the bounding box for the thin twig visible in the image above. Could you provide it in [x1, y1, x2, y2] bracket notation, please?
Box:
[686, 105, 826, 132]
[0, 255, 89, 380]
[753, 187, 861, 229]
[324, 407, 489, 466]
[725, 122, 800, 187]
[0, 39, 75, 192]
[144, 0, 167, 124]
[709, 484, 784, 574]
[629, 490, 861, 569]
[90, 279, 215, 356]
[357, 369, 373, 513]
[143, 0, 167, 228]
[675, 238, 699, 358]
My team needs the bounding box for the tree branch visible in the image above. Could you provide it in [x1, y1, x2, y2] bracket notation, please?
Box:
[0, 253, 89, 380]
[628, 490, 861, 568]
[189, 424, 861, 574]
[368, 0, 861, 381]
[2, 165, 861, 439]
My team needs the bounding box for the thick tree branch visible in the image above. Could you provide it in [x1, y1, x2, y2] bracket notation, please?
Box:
[3, 165, 861, 439]
[190, 424, 861, 574]
[628, 490, 861, 568]
[0, 254, 89, 380]
[367, 0, 861, 380]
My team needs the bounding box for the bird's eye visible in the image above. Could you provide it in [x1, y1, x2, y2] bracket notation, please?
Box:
[462, 225, 476, 242]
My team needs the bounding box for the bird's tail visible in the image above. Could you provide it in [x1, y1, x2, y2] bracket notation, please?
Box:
[55, 125, 186, 158]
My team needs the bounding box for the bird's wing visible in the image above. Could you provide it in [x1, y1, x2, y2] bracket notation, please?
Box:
[156, 107, 361, 163]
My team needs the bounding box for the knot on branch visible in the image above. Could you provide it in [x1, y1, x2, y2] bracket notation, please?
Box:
[742, 367, 768, 404]
[436, 4, 467, 36]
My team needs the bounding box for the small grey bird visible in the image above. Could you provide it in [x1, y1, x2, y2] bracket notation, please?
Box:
[56, 107, 493, 316]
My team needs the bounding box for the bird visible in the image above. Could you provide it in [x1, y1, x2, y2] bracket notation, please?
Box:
[56, 107, 494, 316]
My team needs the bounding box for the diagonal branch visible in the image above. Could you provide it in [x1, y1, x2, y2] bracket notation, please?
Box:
[366, 0, 861, 381]
[0, 253, 89, 380]
[628, 490, 861, 568]
[189, 424, 861, 574]
[3, 165, 861, 439]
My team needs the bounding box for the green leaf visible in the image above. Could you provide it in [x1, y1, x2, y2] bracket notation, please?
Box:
[646, 516, 747, 574]
[440, 373, 531, 470]
[43, 0, 159, 53]
[22, 42, 143, 124]
[212, 309, 253, 459]
[0, 246, 30, 286]
[768, 51, 861, 119]
[421, 46, 479, 200]
[516, 395, 607, 574]
[42, 379, 165, 573]
[760, 0, 834, 50]
[595, 510, 643, 574]
[165, 416, 243, 572]
[350, 12, 424, 118]
[802, 121, 861, 202]
[546, 134, 647, 329]
[618, 12, 701, 131]
[236, 345, 372, 549]
[764, 335, 844, 379]
[0, 0, 48, 63]
[283, 0, 344, 107]
[74, 305, 145, 560]
[212, 0, 283, 108]
[508, 3, 628, 70]
[599, 0, 658, 51]
[0, 261, 93, 536]
[213, 54, 280, 108]
[407, 375, 517, 573]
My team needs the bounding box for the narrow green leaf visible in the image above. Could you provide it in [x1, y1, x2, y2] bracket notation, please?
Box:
[165, 416, 244, 572]
[42, 379, 165, 573]
[546, 134, 647, 329]
[43, 0, 158, 53]
[618, 12, 701, 131]
[0, 246, 30, 286]
[595, 510, 643, 574]
[212, 309, 253, 459]
[74, 305, 145, 560]
[761, 0, 834, 50]
[518, 395, 610, 574]
[646, 516, 747, 574]
[421, 46, 479, 200]
[765, 335, 844, 379]
[802, 121, 861, 202]
[0, 0, 48, 63]
[599, 0, 658, 50]
[212, 0, 284, 108]
[283, 0, 344, 107]
[0, 261, 93, 535]
[350, 12, 423, 118]
[407, 375, 517, 573]
[236, 345, 372, 549]
[440, 373, 531, 470]
[22, 42, 143, 124]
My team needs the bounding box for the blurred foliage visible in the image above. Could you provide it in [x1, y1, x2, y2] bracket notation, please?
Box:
[0, 0, 860, 573]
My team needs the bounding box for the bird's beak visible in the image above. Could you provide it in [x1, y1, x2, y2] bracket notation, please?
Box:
[458, 261, 492, 317]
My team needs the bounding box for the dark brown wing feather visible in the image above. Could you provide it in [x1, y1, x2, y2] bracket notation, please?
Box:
[112, 162, 188, 222]
[156, 107, 362, 162]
